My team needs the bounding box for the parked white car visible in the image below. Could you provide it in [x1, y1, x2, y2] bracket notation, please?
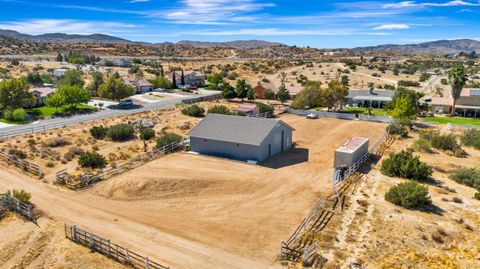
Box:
[306, 113, 318, 119]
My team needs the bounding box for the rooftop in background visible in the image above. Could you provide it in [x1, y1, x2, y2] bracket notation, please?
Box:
[188, 114, 294, 146]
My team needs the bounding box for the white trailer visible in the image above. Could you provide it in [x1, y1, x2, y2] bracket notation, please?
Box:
[334, 137, 369, 168]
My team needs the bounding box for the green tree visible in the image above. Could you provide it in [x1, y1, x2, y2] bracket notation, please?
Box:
[61, 69, 85, 87]
[325, 80, 348, 110]
[0, 78, 33, 109]
[172, 72, 177, 89]
[235, 79, 250, 101]
[86, 71, 104, 97]
[291, 81, 321, 109]
[181, 70, 185, 85]
[207, 73, 224, 90]
[149, 76, 172, 89]
[448, 65, 468, 115]
[56, 53, 63, 62]
[45, 92, 66, 112]
[56, 85, 91, 109]
[277, 84, 290, 105]
[221, 82, 236, 99]
[24, 72, 43, 86]
[98, 76, 134, 101]
[247, 86, 256, 101]
[264, 89, 275, 100]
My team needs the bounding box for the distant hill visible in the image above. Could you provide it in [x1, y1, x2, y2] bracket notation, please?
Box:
[0, 29, 132, 44]
[354, 39, 480, 54]
[176, 40, 284, 49]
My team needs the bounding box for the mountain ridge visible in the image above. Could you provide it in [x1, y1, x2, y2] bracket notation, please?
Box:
[354, 39, 480, 54]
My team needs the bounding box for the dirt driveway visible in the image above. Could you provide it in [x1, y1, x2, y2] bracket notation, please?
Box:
[0, 115, 386, 269]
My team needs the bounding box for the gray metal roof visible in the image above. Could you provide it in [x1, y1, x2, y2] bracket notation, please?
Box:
[352, 96, 393, 102]
[348, 89, 395, 99]
[188, 114, 294, 146]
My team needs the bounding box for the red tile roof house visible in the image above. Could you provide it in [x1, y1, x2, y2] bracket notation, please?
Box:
[172, 71, 206, 88]
[237, 103, 260, 116]
[431, 88, 480, 118]
[254, 82, 302, 99]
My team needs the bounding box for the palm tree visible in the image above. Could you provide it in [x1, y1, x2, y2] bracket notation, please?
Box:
[448, 65, 468, 115]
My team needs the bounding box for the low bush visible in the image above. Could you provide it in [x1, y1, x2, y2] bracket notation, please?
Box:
[412, 139, 432, 153]
[8, 149, 27, 159]
[47, 138, 71, 147]
[140, 128, 155, 141]
[107, 124, 135, 141]
[460, 128, 480, 149]
[7, 189, 32, 205]
[181, 104, 205, 117]
[386, 123, 408, 137]
[90, 125, 108, 140]
[257, 103, 274, 116]
[385, 181, 432, 209]
[63, 146, 85, 161]
[381, 150, 432, 181]
[208, 105, 232, 115]
[420, 129, 461, 152]
[156, 132, 182, 148]
[4, 108, 29, 122]
[475, 192, 480, 200]
[78, 151, 107, 169]
[450, 167, 480, 191]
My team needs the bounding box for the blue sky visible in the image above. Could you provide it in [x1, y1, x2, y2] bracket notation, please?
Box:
[0, 0, 479, 48]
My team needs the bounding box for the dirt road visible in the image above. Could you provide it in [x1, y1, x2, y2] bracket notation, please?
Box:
[0, 168, 272, 269]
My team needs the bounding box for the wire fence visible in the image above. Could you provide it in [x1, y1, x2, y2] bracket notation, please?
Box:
[56, 141, 183, 190]
[65, 224, 169, 269]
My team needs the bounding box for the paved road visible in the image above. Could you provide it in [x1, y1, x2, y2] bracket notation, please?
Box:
[0, 91, 220, 138]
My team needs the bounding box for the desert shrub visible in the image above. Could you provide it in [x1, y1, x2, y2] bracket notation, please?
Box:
[47, 138, 71, 147]
[381, 150, 432, 181]
[257, 102, 274, 116]
[181, 104, 205, 117]
[208, 105, 232, 115]
[156, 132, 182, 148]
[90, 125, 108, 139]
[475, 192, 480, 200]
[386, 123, 408, 137]
[63, 146, 85, 161]
[4, 108, 28, 122]
[8, 149, 27, 159]
[385, 181, 432, 209]
[7, 189, 32, 205]
[420, 129, 461, 152]
[46, 161, 55, 168]
[450, 167, 480, 191]
[460, 128, 480, 149]
[78, 151, 107, 169]
[107, 124, 135, 141]
[412, 139, 432, 153]
[140, 128, 155, 141]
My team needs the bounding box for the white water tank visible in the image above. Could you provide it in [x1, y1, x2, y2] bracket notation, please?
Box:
[334, 137, 369, 168]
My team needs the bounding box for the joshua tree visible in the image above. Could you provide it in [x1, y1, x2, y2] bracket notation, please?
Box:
[448, 65, 468, 115]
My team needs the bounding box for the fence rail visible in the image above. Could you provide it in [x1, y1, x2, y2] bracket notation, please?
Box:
[0, 193, 36, 223]
[286, 107, 394, 123]
[182, 93, 222, 104]
[0, 151, 43, 177]
[65, 224, 169, 269]
[56, 141, 183, 190]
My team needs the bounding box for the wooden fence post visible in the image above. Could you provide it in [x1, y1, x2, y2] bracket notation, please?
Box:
[146, 257, 150, 269]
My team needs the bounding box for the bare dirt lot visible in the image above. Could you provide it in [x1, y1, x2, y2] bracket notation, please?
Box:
[0, 115, 386, 269]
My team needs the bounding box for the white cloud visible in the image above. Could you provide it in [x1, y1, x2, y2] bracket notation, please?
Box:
[373, 23, 410, 30]
[383, 0, 480, 9]
[128, 0, 149, 3]
[0, 19, 137, 35]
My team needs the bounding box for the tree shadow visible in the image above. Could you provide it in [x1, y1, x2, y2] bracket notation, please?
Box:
[421, 204, 445, 216]
[260, 147, 309, 169]
[109, 104, 143, 110]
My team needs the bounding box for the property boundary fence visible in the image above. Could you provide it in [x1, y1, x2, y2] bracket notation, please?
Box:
[0, 150, 43, 177]
[182, 93, 222, 104]
[280, 133, 395, 263]
[249, 111, 273, 118]
[285, 107, 394, 123]
[56, 141, 183, 190]
[65, 224, 169, 269]
[0, 193, 36, 224]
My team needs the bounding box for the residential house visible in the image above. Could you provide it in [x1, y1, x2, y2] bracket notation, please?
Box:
[123, 79, 153, 94]
[188, 114, 294, 163]
[53, 69, 68, 78]
[254, 82, 277, 99]
[347, 88, 395, 108]
[172, 71, 205, 88]
[431, 88, 480, 118]
[29, 87, 57, 107]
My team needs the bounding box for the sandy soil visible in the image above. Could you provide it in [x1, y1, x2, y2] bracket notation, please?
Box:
[0, 213, 129, 269]
[0, 115, 386, 269]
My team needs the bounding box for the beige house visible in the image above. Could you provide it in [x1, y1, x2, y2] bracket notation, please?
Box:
[29, 87, 57, 107]
[431, 88, 480, 118]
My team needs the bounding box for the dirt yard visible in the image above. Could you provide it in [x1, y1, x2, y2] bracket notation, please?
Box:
[0, 115, 386, 269]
